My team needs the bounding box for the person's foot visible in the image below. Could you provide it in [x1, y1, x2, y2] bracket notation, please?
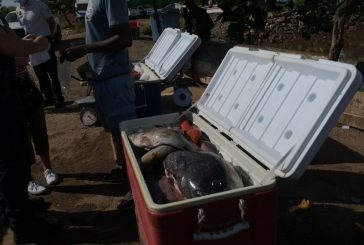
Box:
[44, 169, 59, 185]
[13, 214, 62, 244]
[28, 181, 47, 195]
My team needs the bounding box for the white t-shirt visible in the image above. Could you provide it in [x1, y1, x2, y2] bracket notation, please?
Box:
[16, 0, 52, 36]
[29, 47, 50, 66]
[16, 0, 53, 66]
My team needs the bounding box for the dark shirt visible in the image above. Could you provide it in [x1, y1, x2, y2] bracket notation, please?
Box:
[0, 18, 34, 166]
[185, 6, 214, 41]
[0, 16, 17, 92]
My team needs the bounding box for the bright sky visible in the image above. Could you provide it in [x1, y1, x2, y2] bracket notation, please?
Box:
[2, 0, 17, 7]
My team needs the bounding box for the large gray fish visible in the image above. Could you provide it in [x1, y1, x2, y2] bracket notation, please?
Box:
[128, 127, 199, 150]
[163, 150, 244, 199]
[128, 127, 200, 166]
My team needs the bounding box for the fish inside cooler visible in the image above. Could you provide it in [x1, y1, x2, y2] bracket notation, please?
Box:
[126, 114, 254, 205]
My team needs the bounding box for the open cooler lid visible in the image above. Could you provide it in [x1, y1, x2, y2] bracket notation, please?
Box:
[144, 28, 181, 71]
[197, 47, 362, 180]
[141, 28, 201, 82]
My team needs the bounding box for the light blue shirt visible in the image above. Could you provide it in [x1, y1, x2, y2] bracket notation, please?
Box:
[85, 0, 132, 80]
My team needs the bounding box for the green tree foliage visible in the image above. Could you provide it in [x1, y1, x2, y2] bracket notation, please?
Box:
[43, 0, 74, 15]
[290, 0, 363, 33]
[216, 0, 362, 45]
[292, 0, 305, 7]
[0, 6, 16, 16]
[216, 0, 267, 43]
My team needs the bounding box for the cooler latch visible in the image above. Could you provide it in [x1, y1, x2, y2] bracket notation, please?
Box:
[193, 199, 250, 241]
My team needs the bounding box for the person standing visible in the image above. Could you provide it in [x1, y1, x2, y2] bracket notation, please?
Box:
[60, 0, 136, 207]
[14, 59, 60, 195]
[26, 106, 60, 195]
[16, 0, 64, 107]
[183, 0, 214, 41]
[61, 0, 136, 168]
[0, 18, 61, 244]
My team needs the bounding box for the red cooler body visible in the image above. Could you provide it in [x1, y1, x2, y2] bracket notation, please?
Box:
[120, 47, 362, 245]
[126, 149, 278, 245]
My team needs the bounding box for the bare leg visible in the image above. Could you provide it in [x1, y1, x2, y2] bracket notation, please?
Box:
[110, 134, 125, 167]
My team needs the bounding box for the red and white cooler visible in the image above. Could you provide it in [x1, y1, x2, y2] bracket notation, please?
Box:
[120, 47, 362, 245]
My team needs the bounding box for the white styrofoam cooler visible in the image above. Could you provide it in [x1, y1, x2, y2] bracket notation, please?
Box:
[133, 28, 201, 83]
[120, 47, 362, 244]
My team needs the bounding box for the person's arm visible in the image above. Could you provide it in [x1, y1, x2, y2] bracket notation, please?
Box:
[0, 25, 48, 57]
[46, 17, 57, 36]
[39, 0, 56, 36]
[60, 24, 132, 62]
[60, 0, 131, 63]
[183, 7, 192, 33]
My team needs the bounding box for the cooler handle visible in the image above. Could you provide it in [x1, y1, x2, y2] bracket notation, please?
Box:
[193, 199, 250, 241]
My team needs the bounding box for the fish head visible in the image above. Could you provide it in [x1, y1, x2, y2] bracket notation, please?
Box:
[128, 131, 154, 149]
[180, 167, 226, 198]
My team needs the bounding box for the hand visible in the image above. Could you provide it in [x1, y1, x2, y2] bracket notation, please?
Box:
[60, 45, 87, 63]
[131, 69, 141, 80]
[23, 34, 48, 51]
[0, 27, 48, 56]
[23, 33, 38, 40]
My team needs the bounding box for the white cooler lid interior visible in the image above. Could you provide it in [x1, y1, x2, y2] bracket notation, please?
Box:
[144, 28, 181, 71]
[143, 28, 201, 81]
[197, 47, 361, 179]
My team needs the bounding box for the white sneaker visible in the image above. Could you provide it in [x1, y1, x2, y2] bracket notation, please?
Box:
[44, 169, 59, 185]
[28, 181, 47, 195]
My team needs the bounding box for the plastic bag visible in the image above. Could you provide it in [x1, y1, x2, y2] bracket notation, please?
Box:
[57, 58, 71, 97]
